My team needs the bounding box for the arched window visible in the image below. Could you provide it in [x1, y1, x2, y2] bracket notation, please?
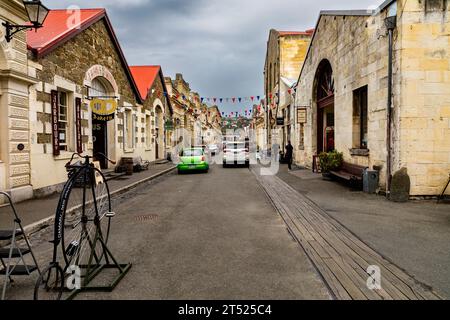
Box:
[90, 77, 109, 98]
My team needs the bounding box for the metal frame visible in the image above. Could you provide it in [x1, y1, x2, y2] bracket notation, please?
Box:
[437, 174, 450, 204]
[0, 191, 41, 300]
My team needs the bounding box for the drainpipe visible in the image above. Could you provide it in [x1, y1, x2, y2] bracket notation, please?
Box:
[385, 5, 397, 195]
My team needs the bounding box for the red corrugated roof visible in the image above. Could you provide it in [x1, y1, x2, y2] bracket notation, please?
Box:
[27, 9, 105, 55]
[26, 8, 144, 104]
[129, 66, 161, 100]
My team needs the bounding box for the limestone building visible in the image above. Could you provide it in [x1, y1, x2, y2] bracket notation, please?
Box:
[263, 29, 313, 148]
[293, 0, 450, 196]
[0, 0, 37, 203]
[26, 9, 168, 196]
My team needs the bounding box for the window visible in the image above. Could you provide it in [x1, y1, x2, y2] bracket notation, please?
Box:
[125, 109, 133, 149]
[58, 92, 69, 151]
[353, 86, 368, 149]
[146, 114, 151, 149]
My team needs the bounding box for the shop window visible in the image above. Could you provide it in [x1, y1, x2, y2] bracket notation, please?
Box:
[58, 92, 72, 152]
[146, 114, 151, 149]
[353, 86, 368, 149]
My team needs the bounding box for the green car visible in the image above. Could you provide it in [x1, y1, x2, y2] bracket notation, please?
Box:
[177, 148, 209, 174]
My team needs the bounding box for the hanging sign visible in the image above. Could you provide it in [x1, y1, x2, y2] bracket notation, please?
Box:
[297, 108, 307, 124]
[51, 90, 60, 156]
[75, 98, 83, 153]
[91, 98, 117, 122]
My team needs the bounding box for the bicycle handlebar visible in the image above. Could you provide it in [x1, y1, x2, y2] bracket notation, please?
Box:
[65, 152, 116, 168]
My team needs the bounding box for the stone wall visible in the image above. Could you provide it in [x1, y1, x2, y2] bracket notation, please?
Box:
[28, 18, 146, 192]
[294, 0, 450, 196]
[397, 0, 450, 195]
[294, 11, 400, 192]
[34, 19, 137, 105]
[280, 35, 311, 80]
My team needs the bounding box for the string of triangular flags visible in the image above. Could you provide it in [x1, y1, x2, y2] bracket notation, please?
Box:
[151, 86, 296, 120]
[152, 87, 295, 104]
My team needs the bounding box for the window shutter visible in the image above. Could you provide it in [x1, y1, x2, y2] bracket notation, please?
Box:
[51, 90, 60, 156]
[75, 97, 83, 153]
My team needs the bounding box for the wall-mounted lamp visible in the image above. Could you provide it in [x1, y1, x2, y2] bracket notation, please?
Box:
[3, 0, 49, 43]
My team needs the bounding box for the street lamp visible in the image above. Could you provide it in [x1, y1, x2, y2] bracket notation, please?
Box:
[3, 0, 49, 43]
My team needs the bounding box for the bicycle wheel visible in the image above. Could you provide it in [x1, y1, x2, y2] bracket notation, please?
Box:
[34, 264, 64, 300]
[58, 167, 112, 269]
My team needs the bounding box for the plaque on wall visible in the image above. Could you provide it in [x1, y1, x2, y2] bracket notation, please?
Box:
[297, 108, 307, 124]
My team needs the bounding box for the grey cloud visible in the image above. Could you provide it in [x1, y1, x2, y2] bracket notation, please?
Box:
[42, 0, 381, 113]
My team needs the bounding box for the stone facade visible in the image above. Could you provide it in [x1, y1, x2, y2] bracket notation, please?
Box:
[28, 14, 148, 194]
[0, 0, 36, 203]
[293, 0, 450, 196]
[264, 29, 312, 147]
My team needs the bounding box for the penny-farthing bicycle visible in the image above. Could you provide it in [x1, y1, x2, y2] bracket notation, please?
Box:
[34, 153, 116, 300]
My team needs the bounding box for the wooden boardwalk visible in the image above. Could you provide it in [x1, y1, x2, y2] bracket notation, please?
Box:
[253, 170, 442, 300]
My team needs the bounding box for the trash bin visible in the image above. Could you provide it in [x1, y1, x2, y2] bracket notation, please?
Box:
[363, 169, 379, 194]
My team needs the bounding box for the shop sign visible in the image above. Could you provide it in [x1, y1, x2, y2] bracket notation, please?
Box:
[91, 98, 117, 122]
[51, 90, 60, 156]
[75, 98, 83, 153]
[297, 108, 307, 124]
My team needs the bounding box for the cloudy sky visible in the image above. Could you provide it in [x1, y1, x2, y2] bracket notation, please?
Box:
[43, 0, 380, 113]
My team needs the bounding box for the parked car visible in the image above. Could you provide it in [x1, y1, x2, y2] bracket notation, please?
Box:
[177, 148, 209, 174]
[223, 142, 249, 168]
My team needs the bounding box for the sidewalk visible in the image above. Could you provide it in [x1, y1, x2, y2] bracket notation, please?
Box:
[253, 165, 444, 300]
[0, 162, 176, 235]
[275, 165, 450, 299]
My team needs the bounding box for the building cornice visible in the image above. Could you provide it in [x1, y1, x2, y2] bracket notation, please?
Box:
[0, 69, 38, 85]
[0, 0, 27, 22]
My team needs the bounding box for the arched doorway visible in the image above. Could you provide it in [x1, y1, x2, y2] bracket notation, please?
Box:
[154, 105, 164, 160]
[314, 60, 335, 153]
[90, 77, 115, 168]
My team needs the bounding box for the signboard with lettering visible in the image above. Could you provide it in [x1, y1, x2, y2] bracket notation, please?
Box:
[51, 90, 60, 156]
[75, 98, 83, 153]
[90, 98, 117, 122]
[276, 117, 284, 126]
[297, 108, 307, 124]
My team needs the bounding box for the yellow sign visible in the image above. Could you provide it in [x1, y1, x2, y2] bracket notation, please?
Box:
[90, 99, 117, 116]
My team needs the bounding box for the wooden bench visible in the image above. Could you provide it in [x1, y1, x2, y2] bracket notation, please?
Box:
[330, 162, 367, 184]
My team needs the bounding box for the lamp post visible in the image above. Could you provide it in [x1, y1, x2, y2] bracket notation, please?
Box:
[3, 0, 49, 43]
[385, 1, 397, 196]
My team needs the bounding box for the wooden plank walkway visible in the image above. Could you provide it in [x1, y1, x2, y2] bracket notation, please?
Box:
[253, 170, 442, 300]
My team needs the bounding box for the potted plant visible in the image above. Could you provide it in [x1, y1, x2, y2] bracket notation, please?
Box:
[318, 150, 343, 179]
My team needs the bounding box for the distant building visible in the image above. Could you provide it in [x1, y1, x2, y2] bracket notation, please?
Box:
[263, 29, 313, 147]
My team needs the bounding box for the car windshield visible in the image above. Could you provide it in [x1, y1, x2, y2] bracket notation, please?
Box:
[182, 149, 203, 156]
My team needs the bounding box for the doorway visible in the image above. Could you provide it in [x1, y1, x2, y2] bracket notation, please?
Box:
[315, 60, 335, 153]
[93, 121, 108, 169]
[155, 129, 159, 160]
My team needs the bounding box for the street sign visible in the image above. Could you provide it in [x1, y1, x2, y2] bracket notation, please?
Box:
[277, 117, 284, 126]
